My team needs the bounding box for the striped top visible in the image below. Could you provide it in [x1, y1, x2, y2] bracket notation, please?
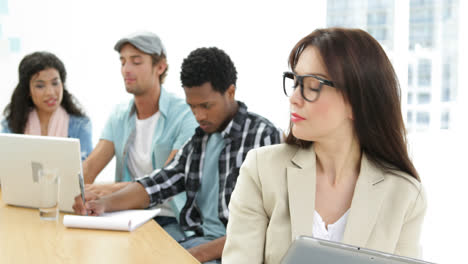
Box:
[137, 101, 282, 235]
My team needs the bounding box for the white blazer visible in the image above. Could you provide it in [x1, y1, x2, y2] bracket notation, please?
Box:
[222, 144, 426, 264]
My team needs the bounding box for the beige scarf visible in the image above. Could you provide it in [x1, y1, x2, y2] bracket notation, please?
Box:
[24, 106, 70, 137]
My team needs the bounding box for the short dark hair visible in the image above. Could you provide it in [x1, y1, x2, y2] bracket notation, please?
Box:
[286, 28, 419, 181]
[3, 51, 86, 133]
[180, 47, 237, 93]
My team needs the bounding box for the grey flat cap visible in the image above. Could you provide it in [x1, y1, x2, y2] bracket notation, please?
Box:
[114, 31, 166, 55]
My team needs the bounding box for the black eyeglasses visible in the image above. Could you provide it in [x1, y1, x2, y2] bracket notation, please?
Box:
[283, 71, 335, 102]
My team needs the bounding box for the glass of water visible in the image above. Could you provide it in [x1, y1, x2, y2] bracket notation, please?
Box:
[38, 168, 60, 221]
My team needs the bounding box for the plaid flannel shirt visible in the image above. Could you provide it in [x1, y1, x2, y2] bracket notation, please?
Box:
[137, 101, 282, 235]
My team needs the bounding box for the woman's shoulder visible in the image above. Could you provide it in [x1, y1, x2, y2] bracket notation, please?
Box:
[388, 172, 425, 208]
[362, 153, 422, 193]
[69, 114, 91, 124]
[1, 119, 11, 133]
[382, 169, 427, 220]
[68, 115, 92, 135]
[382, 166, 422, 193]
[247, 143, 302, 171]
[374, 164, 425, 206]
[252, 143, 299, 158]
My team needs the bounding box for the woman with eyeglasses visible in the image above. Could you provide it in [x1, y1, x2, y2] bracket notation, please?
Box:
[1, 51, 92, 161]
[222, 28, 426, 263]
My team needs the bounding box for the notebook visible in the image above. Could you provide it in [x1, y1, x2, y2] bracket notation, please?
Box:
[63, 208, 161, 231]
[0, 133, 83, 212]
[281, 236, 435, 264]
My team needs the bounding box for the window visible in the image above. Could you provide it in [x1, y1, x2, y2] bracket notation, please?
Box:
[418, 59, 431, 86]
[441, 111, 450, 129]
[368, 28, 387, 42]
[407, 111, 413, 123]
[367, 0, 390, 9]
[0, 0, 8, 15]
[443, 0, 455, 20]
[417, 93, 431, 104]
[326, 1, 462, 262]
[368, 12, 387, 25]
[416, 111, 430, 125]
[408, 65, 413, 86]
[441, 63, 453, 102]
[408, 93, 413, 104]
[409, 1, 435, 49]
[441, 88, 451, 102]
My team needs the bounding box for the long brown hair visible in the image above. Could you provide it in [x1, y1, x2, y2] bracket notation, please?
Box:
[286, 28, 419, 181]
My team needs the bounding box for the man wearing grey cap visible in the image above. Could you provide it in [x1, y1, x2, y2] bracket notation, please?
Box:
[80, 31, 197, 241]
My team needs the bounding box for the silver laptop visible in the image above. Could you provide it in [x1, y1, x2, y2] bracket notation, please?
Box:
[281, 236, 435, 264]
[0, 133, 83, 212]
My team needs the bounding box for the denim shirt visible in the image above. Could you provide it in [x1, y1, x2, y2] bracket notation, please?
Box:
[100, 87, 197, 182]
[1, 115, 93, 161]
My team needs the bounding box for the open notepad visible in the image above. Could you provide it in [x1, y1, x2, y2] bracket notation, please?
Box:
[63, 208, 161, 231]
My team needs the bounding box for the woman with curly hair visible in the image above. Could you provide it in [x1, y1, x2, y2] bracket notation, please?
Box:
[1, 51, 92, 160]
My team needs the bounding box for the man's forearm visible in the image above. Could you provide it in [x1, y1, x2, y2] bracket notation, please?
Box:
[188, 236, 226, 262]
[82, 162, 98, 184]
[112, 182, 132, 192]
[86, 182, 133, 197]
[101, 182, 150, 212]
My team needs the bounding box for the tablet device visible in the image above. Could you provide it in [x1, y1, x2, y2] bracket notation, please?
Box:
[281, 236, 435, 264]
[0, 133, 83, 212]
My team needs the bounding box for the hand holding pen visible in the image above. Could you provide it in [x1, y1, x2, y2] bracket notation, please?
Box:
[72, 175, 107, 216]
[78, 172, 87, 216]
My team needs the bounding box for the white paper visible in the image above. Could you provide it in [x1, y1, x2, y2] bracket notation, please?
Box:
[63, 208, 161, 231]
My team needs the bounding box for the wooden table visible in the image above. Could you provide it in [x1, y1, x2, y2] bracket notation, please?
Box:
[0, 190, 200, 264]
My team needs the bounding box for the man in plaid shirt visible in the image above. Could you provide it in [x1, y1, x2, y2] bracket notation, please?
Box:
[73, 47, 282, 263]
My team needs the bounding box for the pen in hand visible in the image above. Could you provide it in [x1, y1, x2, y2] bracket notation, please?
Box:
[78, 172, 87, 216]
